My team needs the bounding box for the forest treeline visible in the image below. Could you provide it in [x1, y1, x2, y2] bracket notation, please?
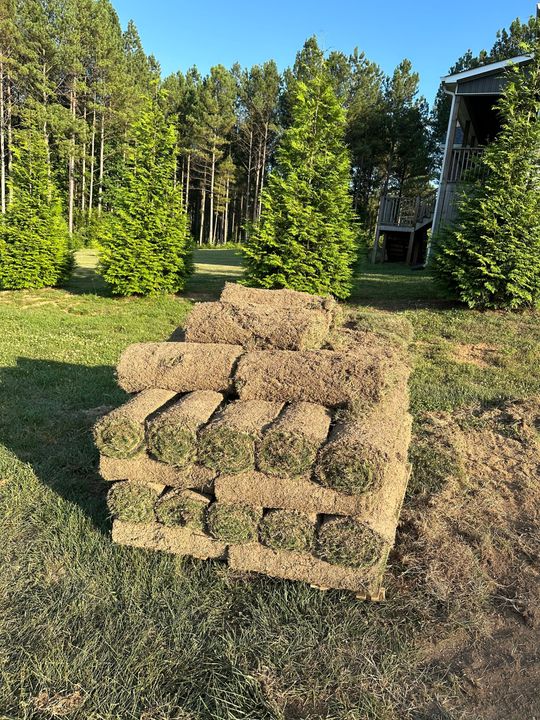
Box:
[0, 0, 534, 247]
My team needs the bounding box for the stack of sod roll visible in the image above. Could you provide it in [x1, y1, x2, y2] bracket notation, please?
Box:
[95, 283, 412, 600]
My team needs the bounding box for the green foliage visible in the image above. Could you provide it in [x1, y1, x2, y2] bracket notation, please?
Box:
[433, 49, 540, 310]
[99, 95, 193, 296]
[243, 58, 357, 299]
[0, 126, 71, 290]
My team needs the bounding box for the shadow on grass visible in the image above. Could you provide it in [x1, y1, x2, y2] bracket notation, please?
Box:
[351, 262, 457, 311]
[0, 357, 128, 532]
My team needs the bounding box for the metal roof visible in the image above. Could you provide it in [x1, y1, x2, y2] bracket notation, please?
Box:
[441, 54, 532, 87]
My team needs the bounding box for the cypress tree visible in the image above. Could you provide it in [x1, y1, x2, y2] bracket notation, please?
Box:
[99, 95, 192, 296]
[242, 61, 357, 299]
[433, 47, 540, 309]
[0, 125, 70, 289]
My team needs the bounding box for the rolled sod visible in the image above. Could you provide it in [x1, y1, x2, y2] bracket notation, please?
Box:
[99, 453, 216, 492]
[259, 509, 315, 553]
[107, 481, 162, 523]
[316, 373, 411, 495]
[198, 400, 283, 474]
[228, 542, 386, 597]
[146, 391, 223, 466]
[94, 389, 177, 459]
[234, 349, 394, 409]
[155, 489, 210, 529]
[185, 301, 331, 351]
[112, 520, 226, 559]
[215, 463, 411, 543]
[316, 517, 385, 569]
[220, 282, 337, 318]
[116, 342, 243, 394]
[257, 402, 331, 476]
[206, 502, 262, 543]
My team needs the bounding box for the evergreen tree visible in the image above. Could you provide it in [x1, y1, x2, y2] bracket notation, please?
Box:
[243, 63, 356, 299]
[0, 124, 70, 289]
[99, 95, 192, 296]
[432, 49, 540, 310]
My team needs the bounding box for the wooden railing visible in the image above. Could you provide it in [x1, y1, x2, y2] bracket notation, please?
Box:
[379, 193, 436, 228]
[448, 147, 485, 183]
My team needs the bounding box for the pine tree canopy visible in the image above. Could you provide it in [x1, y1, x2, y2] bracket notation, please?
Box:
[433, 41, 540, 310]
[0, 125, 71, 290]
[99, 95, 193, 296]
[242, 64, 357, 299]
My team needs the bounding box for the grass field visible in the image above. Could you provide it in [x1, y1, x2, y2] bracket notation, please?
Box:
[1, 248, 539, 719]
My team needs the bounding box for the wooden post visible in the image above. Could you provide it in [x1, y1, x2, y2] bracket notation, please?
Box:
[427, 93, 461, 261]
[371, 195, 386, 264]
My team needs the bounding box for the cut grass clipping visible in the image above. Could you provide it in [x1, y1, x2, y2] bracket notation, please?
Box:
[317, 517, 385, 568]
[257, 402, 331, 477]
[155, 489, 210, 530]
[107, 481, 162, 523]
[206, 502, 261, 543]
[146, 390, 222, 466]
[94, 388, 175, 459]
[198, 400, 282, 474]
[259, 509, 315, 553]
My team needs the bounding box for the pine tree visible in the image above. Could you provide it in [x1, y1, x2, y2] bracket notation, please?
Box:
[0, 124, 70, 289]
[99, 95, 192, 295]
[432, 49, 540, 309]
[242, 63, 357, 299]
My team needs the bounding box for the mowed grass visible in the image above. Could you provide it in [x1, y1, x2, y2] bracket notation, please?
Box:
[0, 248, 539, 719]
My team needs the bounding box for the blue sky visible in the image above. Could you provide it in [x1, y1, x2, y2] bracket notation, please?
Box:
[112, 0, 534, 106]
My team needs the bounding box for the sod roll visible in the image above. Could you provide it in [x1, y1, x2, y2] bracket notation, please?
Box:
[215, 461, 411, 543]
[234, 349, 394, 408]
[117, 342, 243, 394]
[259, 509, 315, 553]
[198, 400, 283, 473]
[94, 389, 177, 459]
[107, 481, 162, 523]
[155, 489, 210, 529]
[99, 453, 216, 491]
[220, 282, 337, 317]
[228, 542, 387, 597]
[206, 502, 262, 543]
[146, 391, 223, 466]
[185, 302, 331, 350]
[257, 401, 331, 476]
[316, 517, 386, 569]
[112, 520, 226, 559]
[316, 372, 411, 496]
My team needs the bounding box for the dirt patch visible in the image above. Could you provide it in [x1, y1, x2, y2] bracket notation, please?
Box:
[29, 687, 85, 717]
[452, 342, 501, 368]
[399, 398, 540, 719]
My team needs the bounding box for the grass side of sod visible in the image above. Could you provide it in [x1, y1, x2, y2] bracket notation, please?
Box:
[1, 248, 540, 719]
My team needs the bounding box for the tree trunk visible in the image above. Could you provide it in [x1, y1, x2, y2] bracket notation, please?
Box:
[81, 105, 87, 212]
[6, 69, 12, 206]
[185, 152, 191, 211]
[89, 107, 96, 213]
[199, 165, 207, 246]
[0, 61, 5, 214]
[68, 80, 77, 235]
[223, 176, 230, 245]
[208, 147, 216, 245]
[257, 122, 269, 218]
[244, 127, 253, 238]
[98, 112, 105, 215]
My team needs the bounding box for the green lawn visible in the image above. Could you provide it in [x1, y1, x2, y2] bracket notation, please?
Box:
[1, 249, 539, 719]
